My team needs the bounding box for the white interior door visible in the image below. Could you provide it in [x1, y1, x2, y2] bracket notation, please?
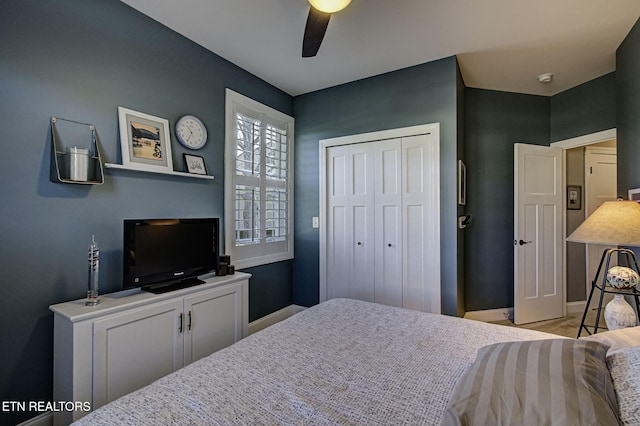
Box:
[514, 143, 564, 324]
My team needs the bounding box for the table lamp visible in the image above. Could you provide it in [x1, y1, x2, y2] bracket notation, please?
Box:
[567, 200, 640, 336]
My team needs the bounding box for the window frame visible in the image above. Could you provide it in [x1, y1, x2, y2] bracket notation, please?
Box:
[224, 89, 294, 269]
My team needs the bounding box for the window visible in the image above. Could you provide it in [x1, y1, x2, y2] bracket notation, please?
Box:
[225, 89, 294, 268]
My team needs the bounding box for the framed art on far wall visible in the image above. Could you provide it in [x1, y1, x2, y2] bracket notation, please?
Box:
[567, 185, 582, 210]
[184, 154, 207, 175]
[117, 107, 173, 173]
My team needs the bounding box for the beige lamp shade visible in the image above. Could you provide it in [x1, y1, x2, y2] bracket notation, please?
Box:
[566, 200, 640, 246]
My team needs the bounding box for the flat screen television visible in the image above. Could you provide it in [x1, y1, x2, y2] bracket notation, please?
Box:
[123, 218, 220, 294]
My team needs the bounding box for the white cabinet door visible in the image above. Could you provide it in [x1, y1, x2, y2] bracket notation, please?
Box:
[184, 283, 244, 364]
[93, 299, 184, 408]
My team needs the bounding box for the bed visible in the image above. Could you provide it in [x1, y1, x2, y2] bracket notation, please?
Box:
[74, 298, 637, 425]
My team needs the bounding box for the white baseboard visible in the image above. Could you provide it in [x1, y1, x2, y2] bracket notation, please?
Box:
[248, 304, 306, 335]
[17, 412, 52, 426]
[566, 301, 586, 314]
[464, 307, 513, 322]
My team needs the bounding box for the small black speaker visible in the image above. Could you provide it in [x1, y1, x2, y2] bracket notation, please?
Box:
[217, 254, 230, 276]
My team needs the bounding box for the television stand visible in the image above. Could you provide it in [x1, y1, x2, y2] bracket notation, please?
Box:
[143, 277, 205, 294]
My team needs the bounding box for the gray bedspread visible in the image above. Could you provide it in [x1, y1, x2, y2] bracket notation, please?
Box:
[74, 298, 559, 425]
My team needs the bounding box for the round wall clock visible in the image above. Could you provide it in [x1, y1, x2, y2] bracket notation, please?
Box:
[175, 115, 208, 150]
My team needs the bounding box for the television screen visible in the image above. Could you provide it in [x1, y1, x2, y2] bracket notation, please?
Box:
[123, 218, 219, 293]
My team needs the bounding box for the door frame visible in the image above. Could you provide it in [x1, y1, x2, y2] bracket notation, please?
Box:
[550, 128, 617, 314]
[318, 123, 440, 303]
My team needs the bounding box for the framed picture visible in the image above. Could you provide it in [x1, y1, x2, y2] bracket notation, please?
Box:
[184, 154, 208, 175]
[567, 185, 582, 210]
[458, 160, 466, 206]
[117, 107, 173, 172]
[629, 188, 640, 201]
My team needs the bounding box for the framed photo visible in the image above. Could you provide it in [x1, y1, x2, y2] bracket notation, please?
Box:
[629, 188, 640, 201]
[458, 160, 466, 206]
[184, 154, 207, 175]
[117, 107, 173, 172]
[567, 185, 582, 210]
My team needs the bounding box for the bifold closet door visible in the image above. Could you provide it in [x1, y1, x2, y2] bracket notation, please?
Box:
[401, 134, 440, 313]
[325, 133, 439, 314]
[326, 143, 375, 302]
[374, 139, 403, 307]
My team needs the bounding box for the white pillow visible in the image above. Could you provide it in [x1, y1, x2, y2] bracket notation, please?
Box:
[582, 326, 640, 356]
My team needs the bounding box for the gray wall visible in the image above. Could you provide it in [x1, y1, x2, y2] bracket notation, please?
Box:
[292, 57, 462, 316]
[462, 73, 618, 313]
[0, 1, 292, 423]
[615, 17, 640, 295]
[550, 72, 616, 142]
[464, 89, 550, 311]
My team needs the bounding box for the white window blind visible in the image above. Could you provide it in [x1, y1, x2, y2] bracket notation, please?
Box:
[225, 89, 294, 268]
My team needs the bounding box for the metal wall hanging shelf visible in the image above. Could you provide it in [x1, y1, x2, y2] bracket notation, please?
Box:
[50, 116, 104, 185]
[104, 163, 214, 180]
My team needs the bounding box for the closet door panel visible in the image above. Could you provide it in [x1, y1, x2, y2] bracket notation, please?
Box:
[402, 134, 440, 314]
[327, 146, 351, 300]
[375, 139, 403, 307]
[350, 144, 375, 302]
[404, 205, 425, 311]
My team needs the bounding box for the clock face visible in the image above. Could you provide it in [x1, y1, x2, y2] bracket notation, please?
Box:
[175, 115, 207, 150]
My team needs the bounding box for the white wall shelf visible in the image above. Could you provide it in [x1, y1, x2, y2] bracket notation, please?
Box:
[105, 163, 214, 180]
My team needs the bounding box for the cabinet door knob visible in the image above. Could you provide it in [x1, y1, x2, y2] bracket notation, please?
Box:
[388, 243, 392, 247]
[178, 313, 183, 334]
[357, 242, 362, 246]
[187, 311, 192, 331]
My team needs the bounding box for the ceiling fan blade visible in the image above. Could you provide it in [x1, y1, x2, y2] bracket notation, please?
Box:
[302, 6, 331, 57]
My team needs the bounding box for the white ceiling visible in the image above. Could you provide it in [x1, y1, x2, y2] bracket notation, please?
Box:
[120, 0, 640, 97]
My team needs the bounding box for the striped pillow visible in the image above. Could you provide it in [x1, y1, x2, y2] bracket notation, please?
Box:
[442, 339, 619, 426]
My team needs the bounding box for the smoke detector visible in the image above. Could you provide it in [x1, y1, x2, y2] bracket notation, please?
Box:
[537, 73, 554, 84]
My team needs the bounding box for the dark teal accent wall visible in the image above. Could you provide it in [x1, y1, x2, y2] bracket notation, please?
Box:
[0, 1, 292, 423]
[550, 72, 616, 142]
[456, 63, 467, 317]
[617, 19, 640, 193]
[292, 57, 462, 315]
[464, 89, 550, 311]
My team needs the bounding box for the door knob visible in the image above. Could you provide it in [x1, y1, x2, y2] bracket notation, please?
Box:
[357, 242, 362, 246]
[518, 239, 531, 245]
